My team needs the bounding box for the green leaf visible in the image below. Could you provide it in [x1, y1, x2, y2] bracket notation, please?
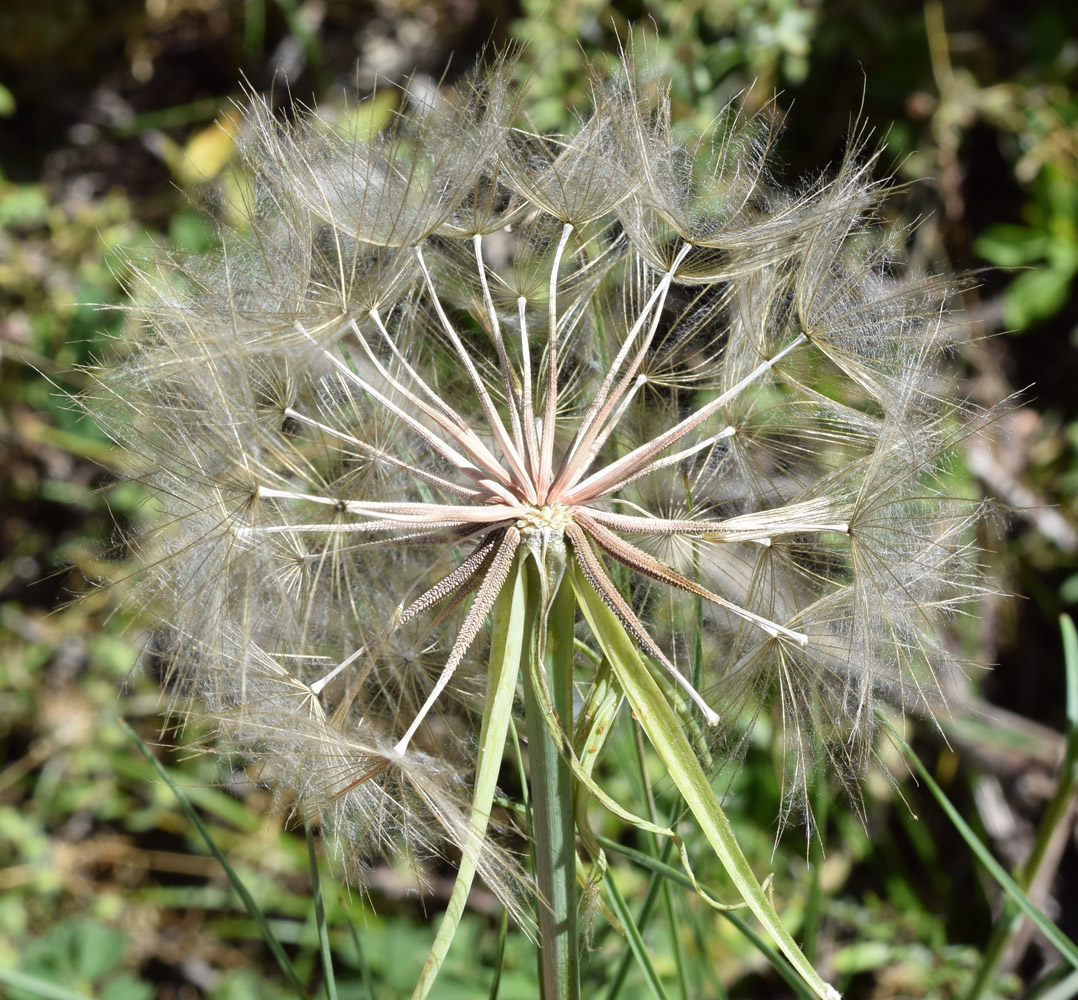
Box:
[410, 554, 532, 1000]
[569, 557, 841, 1000]
[830, 940, 893, 975]
[72, 921, 126, 982]
[973, 225, 1051, 266]
[1003, 265, 1075, 329]
[0, 183, 48, 227]
[1062, 615, 1078, 758]
[100, 973, 153, 1000]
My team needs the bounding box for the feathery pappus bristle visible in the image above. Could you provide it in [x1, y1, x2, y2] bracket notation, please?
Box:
[86, 52, 990, 916]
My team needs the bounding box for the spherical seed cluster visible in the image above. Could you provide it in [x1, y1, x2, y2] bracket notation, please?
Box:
[91, 59, 984, 893]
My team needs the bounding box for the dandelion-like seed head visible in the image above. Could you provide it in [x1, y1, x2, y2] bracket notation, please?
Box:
[90, 53, 986, 936]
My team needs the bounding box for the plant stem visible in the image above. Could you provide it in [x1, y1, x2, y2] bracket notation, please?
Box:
[522, 559, 580, 1000]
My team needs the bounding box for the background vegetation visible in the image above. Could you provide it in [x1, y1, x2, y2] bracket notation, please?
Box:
[1, 1, 1076, 997]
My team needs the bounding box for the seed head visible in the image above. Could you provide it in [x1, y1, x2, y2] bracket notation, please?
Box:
[89, 55, 987, 891]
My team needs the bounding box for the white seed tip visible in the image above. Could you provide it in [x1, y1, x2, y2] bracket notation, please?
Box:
[703, 707, 721, 727]
[825, 986, 843, 1000]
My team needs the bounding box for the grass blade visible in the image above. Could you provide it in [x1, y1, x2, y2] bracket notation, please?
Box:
[602, 727, 687, 1000]
[968, 614, 1078, 998]
[603, 867, 671, 1000]
[487, 908, 509, 1000]
[304, 817, 337, 1000]
[0, 968, 95, 1000]
[879, 712, 1078, 973]
[802, 772, 830, 965]
[119, 719, 309, 998]
[1026, 968, 1078, 1000]
[342, 907, 376, 1000]
[601, 839, 674, 1000]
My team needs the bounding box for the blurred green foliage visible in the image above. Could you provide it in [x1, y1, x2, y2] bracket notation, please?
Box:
[975, 161, 1078, 331]
[12, 919, 154, 1000]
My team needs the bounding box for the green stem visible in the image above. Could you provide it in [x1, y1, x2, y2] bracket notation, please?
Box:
[523, 559, 580, 1000]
